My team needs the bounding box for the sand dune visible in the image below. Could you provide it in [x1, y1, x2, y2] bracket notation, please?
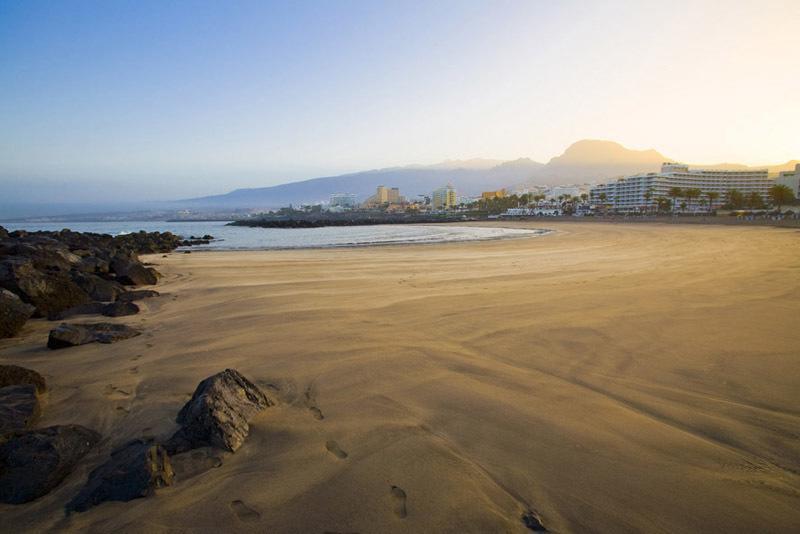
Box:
[1, 222, 799, 532]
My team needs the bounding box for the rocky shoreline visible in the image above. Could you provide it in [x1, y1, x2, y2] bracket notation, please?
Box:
[229, 213, 477, 228]
[1, 226, 273, 514]
[0, 226, 210, 338]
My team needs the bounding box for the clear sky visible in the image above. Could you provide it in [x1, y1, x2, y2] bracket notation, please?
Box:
[1, 0, 798, 202]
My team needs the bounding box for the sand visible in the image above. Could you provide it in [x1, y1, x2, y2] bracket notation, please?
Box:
[1, 221, 799, 533]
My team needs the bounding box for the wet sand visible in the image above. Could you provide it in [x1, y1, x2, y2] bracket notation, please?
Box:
[1, 221, 799, 533]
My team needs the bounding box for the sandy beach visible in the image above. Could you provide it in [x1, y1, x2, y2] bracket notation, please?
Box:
[1, 221, 799, 533]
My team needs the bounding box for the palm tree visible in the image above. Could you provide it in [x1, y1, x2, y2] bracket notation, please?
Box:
[705, 191, 719, 212]
[769, 184, 795, 212]
[668, 187, 683, 213]
[580, 193, 589, 203]
[684, 188, 702, 213]
[643, 188, 654, 214]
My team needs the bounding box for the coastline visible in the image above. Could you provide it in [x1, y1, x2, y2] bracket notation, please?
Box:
[1, 221, 799, 532]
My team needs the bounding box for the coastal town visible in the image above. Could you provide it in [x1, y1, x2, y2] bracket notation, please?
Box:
[242, 162, 800, 224]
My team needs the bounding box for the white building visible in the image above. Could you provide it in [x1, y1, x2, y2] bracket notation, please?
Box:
[590, 163, 772, 212]
[777, 163, 800, 198]
[329, 193, 358, 209]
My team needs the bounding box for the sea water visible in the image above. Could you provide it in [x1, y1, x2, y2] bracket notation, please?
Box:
[0, 220, 548, 250]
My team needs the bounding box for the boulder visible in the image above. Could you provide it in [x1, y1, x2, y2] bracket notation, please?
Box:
[0, 385, 40, 434]
[102, 301, 139, 317]
[110, 256, 158, 286]
[0, 257, 90, 317]
[0, 425, 100, 504]
[47, 322, 141, 349]
[164, 369, 271, 454]
[75, 256, 109, 274]
[0, 289, 35, 338]
[0, 365, 47, 393]
[70, 271, 122, 301]
[67, 440, 174, 513]
[116, 289, 160, 302]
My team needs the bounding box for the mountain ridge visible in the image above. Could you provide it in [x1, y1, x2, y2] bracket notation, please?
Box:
[177, 140, 797, 209]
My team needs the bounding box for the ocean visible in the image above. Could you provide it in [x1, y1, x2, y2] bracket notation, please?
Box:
[0, 221, 547, 250]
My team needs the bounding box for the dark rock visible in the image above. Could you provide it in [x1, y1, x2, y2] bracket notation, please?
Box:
[0, 385, 40, 435]
[0, 425, 100, 504]
[0, 226, 7, 239]
[522, 510, 547, 531]
[111, 256, 158, 286]
[67, 440, 174, 513]
[70, 272, 123, 302]
[116, 289, 159, 302]
[0, 289, 35, 338]
[164, 369, 271, 454]
[75, 256, 110, 274]
[0, 365, 47, 393]
[0, 257, 90, 317]
[102, 301, 139, 317]
[47, 322, 141, 349]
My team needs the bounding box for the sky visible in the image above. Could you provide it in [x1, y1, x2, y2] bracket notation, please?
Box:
[1, 0, 799, 203]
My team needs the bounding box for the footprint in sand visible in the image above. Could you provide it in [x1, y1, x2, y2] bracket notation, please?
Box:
[303, 385, 325, 420]
[390, 486, 407, 519]
[103, 384, 131, 400]
[325, 440, 348, 459]
[230, 500, 260, 523]
[131, 354, 142, 361]
[128, 367, 139, 375]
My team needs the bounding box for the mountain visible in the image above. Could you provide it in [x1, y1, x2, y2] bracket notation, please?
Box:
[533, 140, 667, 184]
[181, 141, 799, 210]
[181, 160, 544, 209]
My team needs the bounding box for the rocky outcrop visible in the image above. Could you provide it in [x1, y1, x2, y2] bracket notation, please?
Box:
[0, 257, 91, 318]
[0, 425, 100, 504]
[0, 385, 40, 434]
[50, 301, 140, 320]
[67, 440, 174, 513]
[0, 228, 193, 334]
[47, 322, 141, 349]
[164, 369, 271, 454]
[0, 289, 35, 338]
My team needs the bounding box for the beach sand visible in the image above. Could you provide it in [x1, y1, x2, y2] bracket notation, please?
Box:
[1, 222, 799, 533]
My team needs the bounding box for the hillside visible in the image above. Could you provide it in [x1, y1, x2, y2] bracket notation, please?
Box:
[176, 141, 798, 210]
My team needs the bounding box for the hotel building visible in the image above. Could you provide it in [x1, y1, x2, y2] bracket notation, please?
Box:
[364, 185, 404, 207]
[432, 184, 457, 210]
[329, 193, 358, 208]
[590, 163, 772, 212]
[777, 163, 800, 198]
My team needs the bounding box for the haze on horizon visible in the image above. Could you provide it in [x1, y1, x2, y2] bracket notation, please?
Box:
[1, 0, 798, 204]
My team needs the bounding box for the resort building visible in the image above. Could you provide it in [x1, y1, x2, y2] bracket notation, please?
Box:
[329, 193, 357, 209]
[590, 163, 772, 212]
[364, 185, 404, 207]
[777, 163, 800, 198]
[432, 184, 457, 210]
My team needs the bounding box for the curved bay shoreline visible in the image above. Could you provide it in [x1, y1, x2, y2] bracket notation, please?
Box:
[1, 221, 799, 532]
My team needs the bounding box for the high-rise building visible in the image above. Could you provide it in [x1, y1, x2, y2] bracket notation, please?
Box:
[590, 163, 772, 212]
[777, 164, 800, 198]
[364, 185, 404, 207]
[432, 184, 457, 210]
